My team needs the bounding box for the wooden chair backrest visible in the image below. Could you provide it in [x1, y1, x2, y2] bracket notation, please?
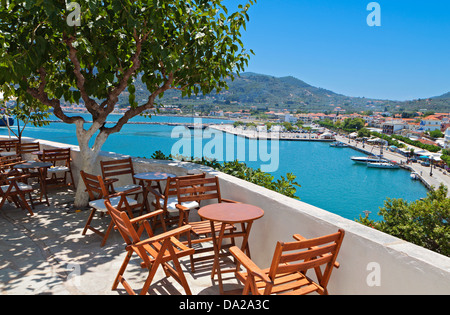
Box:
[16, 142, 40, 155]
[100, 157, 136, 184]
[80, 170, 108, 201]
[162, 173, 206, 206]
[105, 199, 142, 246]
[42, 148, 71, 166]
[176, 176, 221, 204]
[0, 155, 24, 172]
[266, 229, 345, 294]
[0, 139, 20, 152]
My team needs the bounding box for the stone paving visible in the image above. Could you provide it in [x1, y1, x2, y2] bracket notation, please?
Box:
[0, 187, 243, 295]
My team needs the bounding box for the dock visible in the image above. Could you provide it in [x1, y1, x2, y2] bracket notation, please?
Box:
[209, 125, 335, 141]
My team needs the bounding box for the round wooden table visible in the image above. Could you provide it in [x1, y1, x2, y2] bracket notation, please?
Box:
[13, 161, 53, 206]
[198, 202, 264, 294]
[133, 171, 176, 212]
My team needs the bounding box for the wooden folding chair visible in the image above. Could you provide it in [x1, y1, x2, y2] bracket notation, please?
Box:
[0, 171, 34, 216]
[79, 170, 146, 247]
[230, 229, 345, 295]
[149, 173, 206, 228]
[105, 199, 194, 295]
[175, 176, 239, 272]
[100, 157, 144, 196]
[0, 155, 25, 172]
[16, 142, 40, 159]
[0, 139, 20, 157]
[41, 148, 75, 189]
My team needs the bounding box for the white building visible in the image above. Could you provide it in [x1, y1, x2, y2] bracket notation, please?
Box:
[419, 116, 442, 132]
[444, 128, 450, 149]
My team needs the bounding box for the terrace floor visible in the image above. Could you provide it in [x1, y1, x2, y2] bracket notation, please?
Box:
[0, 187, 245, 295]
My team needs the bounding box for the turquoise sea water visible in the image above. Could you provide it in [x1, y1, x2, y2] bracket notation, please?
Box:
[0, 114, 428, 221]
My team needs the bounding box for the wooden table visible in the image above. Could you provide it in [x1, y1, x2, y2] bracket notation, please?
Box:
[133, 171, 176, 211]
[13, 161, 53, 206]
[198, 203, 264, 294]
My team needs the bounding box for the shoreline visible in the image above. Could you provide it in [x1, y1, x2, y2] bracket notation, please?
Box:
[334, 134, 450, 197]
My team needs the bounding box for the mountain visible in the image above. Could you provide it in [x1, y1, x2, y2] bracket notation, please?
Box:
[123, 72, 450, 113]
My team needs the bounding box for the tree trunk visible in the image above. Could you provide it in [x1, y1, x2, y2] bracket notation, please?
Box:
[73, 121, 108, 208]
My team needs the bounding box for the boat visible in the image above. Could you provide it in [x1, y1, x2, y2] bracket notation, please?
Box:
[186, 124, 207, 130]
[367, 162, 400, 169]
[330, 141, 348, 148]
[410, 172, 419, 180]
[0, 116, 14, 127]
[350, 156, 382, 164]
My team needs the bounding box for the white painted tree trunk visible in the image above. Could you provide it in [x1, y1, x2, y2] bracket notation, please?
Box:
[73, 121, 109, 208]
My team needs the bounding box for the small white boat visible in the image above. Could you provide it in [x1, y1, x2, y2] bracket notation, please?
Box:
[367, 162, 400, 169]
[351, 156, 382, 164]
[410, 172, 419, 180]
[330, 142, 348, 148]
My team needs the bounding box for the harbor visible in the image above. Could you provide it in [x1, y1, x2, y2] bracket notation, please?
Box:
[0, 116, 431, 220]
[333, 134, 450, 197]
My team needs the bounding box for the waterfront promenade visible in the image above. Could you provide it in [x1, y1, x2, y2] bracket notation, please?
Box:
[334, 134, 450, 197]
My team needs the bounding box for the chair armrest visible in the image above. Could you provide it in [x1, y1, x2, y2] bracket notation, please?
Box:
[129, 209, 164, 225]
[107, 186, 142, 199]
[6, 174, 31, 182]
[103, 177, 119, 184]
[221, 198, 240, 203]
[229, 246, 273, 285]
[175, 203, 189, 212]
[136, 225, 192, 245]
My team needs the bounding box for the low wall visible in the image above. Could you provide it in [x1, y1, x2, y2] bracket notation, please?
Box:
[10, 136, 450, 294]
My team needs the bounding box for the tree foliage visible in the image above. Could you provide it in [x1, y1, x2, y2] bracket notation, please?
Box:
[0, 0, 255, 145]
[357, 184, 450, 257]
[0, 0, 255, 205]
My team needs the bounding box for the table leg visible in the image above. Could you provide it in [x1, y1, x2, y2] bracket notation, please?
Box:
[38, 168, 50, 206]
[210, 221, 227, 295]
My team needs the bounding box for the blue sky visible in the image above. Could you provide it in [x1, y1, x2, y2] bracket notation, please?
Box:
[225, 0, 450, 101]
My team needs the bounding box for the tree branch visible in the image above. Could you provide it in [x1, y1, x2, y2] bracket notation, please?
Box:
[26, 68, 85, 125]
[101, 73, 175, 136]
[64, 37, 100, 117]
[102, 29, 143, 114]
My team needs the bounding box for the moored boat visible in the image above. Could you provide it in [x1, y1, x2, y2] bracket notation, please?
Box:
[410, 172, 419, 180]
[330, 141, 348, 148]
[350, 156, 382, 164]
[367, 162, 400, 169]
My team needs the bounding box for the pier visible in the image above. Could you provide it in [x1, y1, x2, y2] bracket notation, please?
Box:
[209, 125, 335, 142]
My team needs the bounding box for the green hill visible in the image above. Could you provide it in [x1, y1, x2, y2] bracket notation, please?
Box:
[120, 72, 450, 113]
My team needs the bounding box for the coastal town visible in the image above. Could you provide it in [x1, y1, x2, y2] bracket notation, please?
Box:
[58, 102, 450, 149]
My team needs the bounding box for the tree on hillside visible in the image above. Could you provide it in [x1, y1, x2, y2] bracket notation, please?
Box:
[0, 0, 255, 206]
